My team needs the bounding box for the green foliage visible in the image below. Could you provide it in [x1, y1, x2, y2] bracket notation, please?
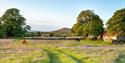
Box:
[76, 25, 84, 36]
[72, 10, 104, 37]
[71, 23, 82, 33]
[37, 31, 41, 36]
[49, 33, 54, 37]
[0, 17, 5, 37]
[107, 8, 125, 36]
[1, 8, 31, 37]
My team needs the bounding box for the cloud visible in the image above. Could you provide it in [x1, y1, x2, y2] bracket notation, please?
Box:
[28, 21, 61, 31]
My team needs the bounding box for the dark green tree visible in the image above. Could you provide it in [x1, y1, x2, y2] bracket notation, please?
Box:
[107, 8, 125, 36]
[0, 17, 4, 37]
[1, 8, 31, 37]
[0, 17, 6, 37]
[49, 33, 54, 37]
[37, 31, 41, 36]
[72, 10, 104, 38]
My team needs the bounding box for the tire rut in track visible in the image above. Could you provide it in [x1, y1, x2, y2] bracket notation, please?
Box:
[43, 49, 62, 63]
[57, 50, 84, 63]
[43, 49, 84, 63]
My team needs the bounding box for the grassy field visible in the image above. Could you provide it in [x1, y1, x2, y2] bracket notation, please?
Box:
[0, 39, 125, 63]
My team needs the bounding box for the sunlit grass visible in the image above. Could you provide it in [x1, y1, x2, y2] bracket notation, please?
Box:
[80, 39, 112, 46]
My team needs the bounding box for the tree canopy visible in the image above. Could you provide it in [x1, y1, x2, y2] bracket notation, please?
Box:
[106, 8, 125, 36]
[72, 10, 104, 37]
[0, 17, 4, 37]
[0, 8, 31, 37]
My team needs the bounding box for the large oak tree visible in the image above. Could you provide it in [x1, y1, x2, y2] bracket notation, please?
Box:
[72, 10, 104, 38]
[106, 8, 125, 36]
[1, 8, 31, 37]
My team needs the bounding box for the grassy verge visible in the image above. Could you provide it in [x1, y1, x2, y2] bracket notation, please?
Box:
[66, 39, 112, 46]
[80, 39, 112, 46]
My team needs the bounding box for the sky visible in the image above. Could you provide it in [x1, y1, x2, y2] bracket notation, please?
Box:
[0, 0, 125, 31]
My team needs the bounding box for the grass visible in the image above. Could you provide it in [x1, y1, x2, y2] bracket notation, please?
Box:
[115, 51, 125, 63]
[0, 39, 125, 63]
[80, 39, 112, 46]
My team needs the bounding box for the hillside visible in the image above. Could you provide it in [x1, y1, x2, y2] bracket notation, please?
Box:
[52, 28, 71, 34]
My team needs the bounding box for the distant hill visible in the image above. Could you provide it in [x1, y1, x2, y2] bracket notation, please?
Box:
[52, 28, 71, 34]
[26, 28, 71, 37]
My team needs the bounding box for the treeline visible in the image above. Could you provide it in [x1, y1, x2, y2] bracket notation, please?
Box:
[72, 8, 125, 40]
[25, 32, 70, 37]
[0, 8, 125, 38]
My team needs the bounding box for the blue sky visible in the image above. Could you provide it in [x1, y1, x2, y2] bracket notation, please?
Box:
[0, 0, 125, 31]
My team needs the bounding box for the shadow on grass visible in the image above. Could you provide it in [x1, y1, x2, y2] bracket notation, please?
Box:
[58, 50, 84, 63]
[43, 49, 62, 63]
[115, 51, 125, 63]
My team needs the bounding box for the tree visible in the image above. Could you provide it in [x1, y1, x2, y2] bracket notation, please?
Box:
[72, 10, 104, 38]
[1, 8, 31, 37]
[37, 31, 41, 36]
[71, 23, 82, 33]
[0, 17, 5, 37]
[49, 33, 54, 37]
[107, 8, 125, 36]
